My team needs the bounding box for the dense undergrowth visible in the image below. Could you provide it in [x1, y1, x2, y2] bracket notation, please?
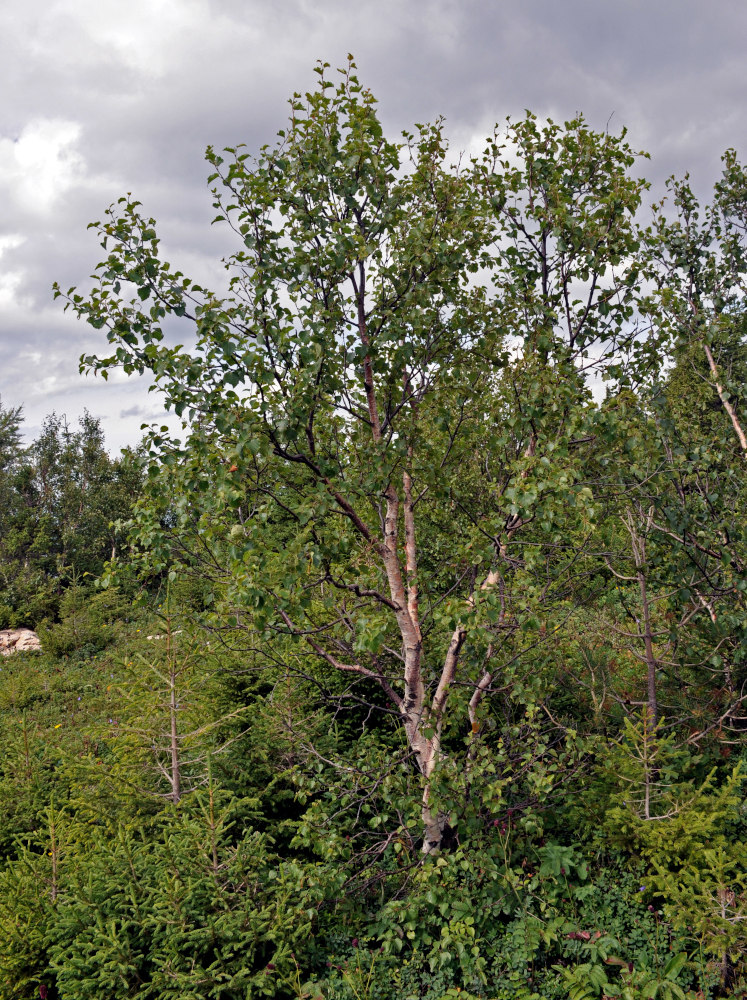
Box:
[0, 585, 744, 999]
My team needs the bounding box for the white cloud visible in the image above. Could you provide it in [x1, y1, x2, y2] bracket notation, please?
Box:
[0, 119, 84, 213]
[0, 235, 25, 309]
[0, 271, 24, 310]
[0, 234, 25, 256]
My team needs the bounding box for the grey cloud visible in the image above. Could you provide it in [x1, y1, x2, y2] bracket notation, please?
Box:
[2, 0, 746, 452]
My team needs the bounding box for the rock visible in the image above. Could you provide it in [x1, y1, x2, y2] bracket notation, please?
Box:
[0, 628, 42, 656]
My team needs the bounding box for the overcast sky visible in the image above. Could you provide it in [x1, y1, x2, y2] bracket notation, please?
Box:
[1, 0, 745, 451]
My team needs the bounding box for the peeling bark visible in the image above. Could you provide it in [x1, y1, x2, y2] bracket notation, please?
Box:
[703, 341, 747, 454]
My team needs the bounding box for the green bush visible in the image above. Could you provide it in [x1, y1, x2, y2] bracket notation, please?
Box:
[37, 586, 131, 659]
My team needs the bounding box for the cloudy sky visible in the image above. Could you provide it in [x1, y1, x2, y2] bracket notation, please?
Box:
[1, 0, 745, 451]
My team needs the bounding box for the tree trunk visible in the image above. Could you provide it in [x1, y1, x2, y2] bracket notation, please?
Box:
[166, 622, 181, 804]
[637, 565, 658, 735]
[703, 341, 747, 454]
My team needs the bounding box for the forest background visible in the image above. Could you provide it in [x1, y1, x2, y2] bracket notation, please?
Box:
[0, 62, 746, 999]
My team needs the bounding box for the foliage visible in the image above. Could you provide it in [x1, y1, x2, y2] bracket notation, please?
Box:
[37, 584, 132, 659]
[0, 57, 746, 999]
[0, 396, 24, 471]
[0, 411, 141, 628]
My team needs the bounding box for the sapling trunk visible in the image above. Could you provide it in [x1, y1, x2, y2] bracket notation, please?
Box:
[47, 804, 59, 904]
[166, 614, 181, 804]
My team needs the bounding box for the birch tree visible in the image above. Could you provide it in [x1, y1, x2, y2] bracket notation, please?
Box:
[60, 60, 647, 852]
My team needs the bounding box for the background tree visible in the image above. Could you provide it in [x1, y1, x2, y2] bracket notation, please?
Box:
[0, 396, 24, 471]
[0, 411, 142, 627]
[640, 161, 747, 740]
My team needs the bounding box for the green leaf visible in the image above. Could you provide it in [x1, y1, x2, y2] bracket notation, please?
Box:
[662, 952, 687, 980]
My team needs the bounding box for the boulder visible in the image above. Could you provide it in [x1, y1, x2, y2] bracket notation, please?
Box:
[0, 628, 42, 656]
